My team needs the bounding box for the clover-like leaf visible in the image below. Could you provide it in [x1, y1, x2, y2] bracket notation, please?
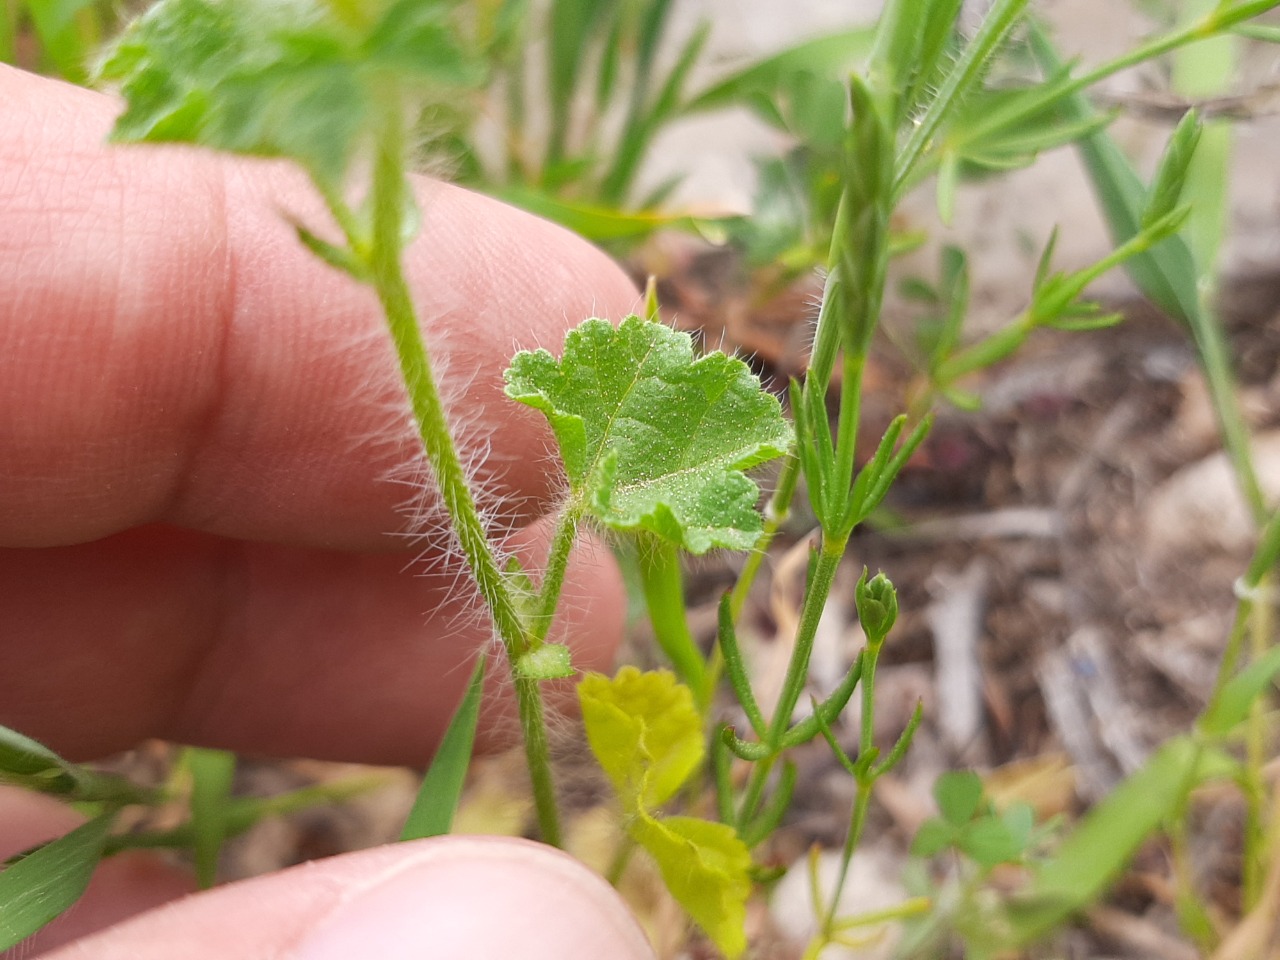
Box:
[99, 0, 481, 187]
[505, 316, 792, 554]
[578, 667, 703, 810]
[630, 812, 752, 959]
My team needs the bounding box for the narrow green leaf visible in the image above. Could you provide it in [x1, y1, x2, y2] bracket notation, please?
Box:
[1143, 109, 1202, 228]
[293, 224, 370, 280]
[780, 651, 864, 748]
[544, 0, 616, 166]
[872, 700, 924, 777]
[491, 185, 702, 243]
[1199, 645, 1280, 735]
[1005, 736, 1237, 944]
[630, 812, 752, 958]
[894, 0, 1033, 197]
[578, 667, 703, 810]
[0, 811, 114, 949]
[740, 759, 797, 847]
[683, 27, 876, 115]
[0, 724, 68, 779]
[186, 747, 236, 889]
[599, 19, 710, 205]
[401, 656, 486, 841]
[505, 316, 791, 553]
[717, 594, 766, 737]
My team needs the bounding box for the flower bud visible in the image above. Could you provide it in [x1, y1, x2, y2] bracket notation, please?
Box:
[856, 569, 898, 643]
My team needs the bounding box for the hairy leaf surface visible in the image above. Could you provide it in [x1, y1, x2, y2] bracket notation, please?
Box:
[99, 0, 480, 185]
[505, 316, 791, 553]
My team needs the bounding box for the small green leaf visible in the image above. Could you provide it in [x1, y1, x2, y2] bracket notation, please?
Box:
[1143, 109, 1202, 228]
[578, 667, 703, 810]
[515, 643, 574, 680]
[934, 770, 984, 826]
[960, 816, 1025, 868]
[630, 812, 752, 958]
[0, 811, 114, 949]
[911, 817, 958, 858]
[99, 0, 479, 187]
[401, 656, 486, 841]
[505, 316, 791, 553]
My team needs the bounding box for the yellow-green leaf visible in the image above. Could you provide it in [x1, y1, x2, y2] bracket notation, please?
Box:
[630, 811, 752, 959]
[578, 667, 703, 810]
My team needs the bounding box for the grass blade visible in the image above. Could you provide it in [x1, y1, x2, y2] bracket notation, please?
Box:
[683, 27, 876, 115]
[0, 810, 114, 949]
[1004, 736, 1236, 946]
[401, 655, 486, 840]
[186, 747, 236, 889]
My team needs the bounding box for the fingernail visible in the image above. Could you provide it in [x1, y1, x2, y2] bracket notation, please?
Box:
[291, 836, 654, 960]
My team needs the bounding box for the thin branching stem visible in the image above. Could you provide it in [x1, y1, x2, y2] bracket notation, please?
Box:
[362, 96, 561, 846]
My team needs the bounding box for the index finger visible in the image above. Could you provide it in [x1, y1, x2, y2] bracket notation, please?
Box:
[0, 65, 639, 551]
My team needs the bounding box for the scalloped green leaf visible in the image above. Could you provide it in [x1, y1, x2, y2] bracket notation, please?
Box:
[578, 667, 703, 810]
[98, 0, 481, 186]
[504, 316, 791, 553]
[630, 812, 752, 959]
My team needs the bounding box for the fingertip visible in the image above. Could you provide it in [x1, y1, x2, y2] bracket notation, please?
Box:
[39, 837, 654, 960]
[291, 837, 654, 960]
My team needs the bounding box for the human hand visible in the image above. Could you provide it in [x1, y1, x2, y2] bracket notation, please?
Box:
[0, 64, 651, 960]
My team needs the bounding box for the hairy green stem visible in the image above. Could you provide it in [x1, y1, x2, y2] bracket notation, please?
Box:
[362, 98, 561, 846]
[532, 505, 582, 644]
[892, 0, 1030, 197]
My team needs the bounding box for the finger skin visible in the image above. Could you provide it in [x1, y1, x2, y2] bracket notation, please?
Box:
[0, 65, 634, 762]
[0, 520, 623, 764]
[0, 63, 639, 550]
[36, 836, 655, 960]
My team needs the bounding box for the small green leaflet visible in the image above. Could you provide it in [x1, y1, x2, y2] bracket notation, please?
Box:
[505, 316, 792, 554]
[98, 0, 481, 187]
[0, 811, 115, 949]
[579, 668, 752, 957]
